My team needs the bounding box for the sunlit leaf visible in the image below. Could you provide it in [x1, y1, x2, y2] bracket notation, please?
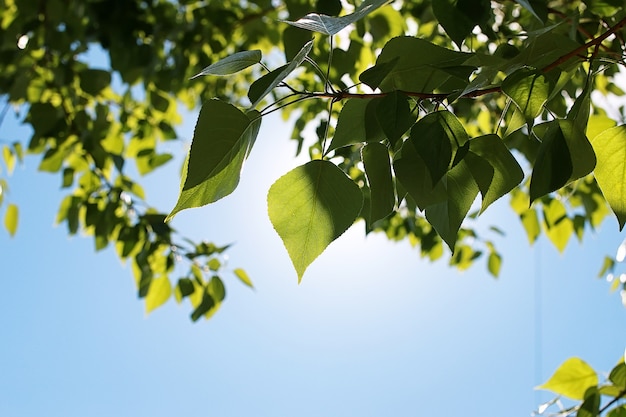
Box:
[362, 37, 472, 93]
[190, 50, 262, 79]
[372, 91, 415, 146]
[233, 268, 254, 288]
[536, 357, 598, 400]
[167, 101, 261, 221]
[4, 203, 18, 237]
[542, 198, 574, 252]
[502, 68, 551, 126]
[284, 0, 389, 35]
[145, 276, 172, 314]
[268, 160, 363, 281]
[590, 125, 626, 229]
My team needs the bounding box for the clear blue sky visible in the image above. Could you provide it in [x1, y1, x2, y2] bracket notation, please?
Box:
[1, 83, 625, 416]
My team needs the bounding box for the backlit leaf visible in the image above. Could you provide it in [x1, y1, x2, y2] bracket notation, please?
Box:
[328, 99, 370, 152]
[372, 91, 415, 146]
[468, 134, 524, 212]
[284, 0, 389, 35]
[425, 160, 479, 250]
[502, 68, 551, 126]
[362, 143, 395, 223]
[190, 50, 262, 79]
[233, 268, 254, 288]
[145, 276, 172, 314]
[167, 101, 261, 221]
[362, 37, 472, 92]
[536, 357, 598, 400]
[542, 198, 573, 252]
[432, 0, 490, 47]
[4, 203, 18, 236]
[530, 120, 595, 203]
[249, 41, 313, 109]
[590, 125, 626, 229]
[268, 160, 363, 281]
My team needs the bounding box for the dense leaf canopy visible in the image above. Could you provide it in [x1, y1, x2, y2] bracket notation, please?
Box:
[1, 0, 626, 413]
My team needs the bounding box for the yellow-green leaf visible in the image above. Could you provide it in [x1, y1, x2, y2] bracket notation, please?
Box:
[536, 357, 598, 400]
[4, 203, 18, 237]
[145, 276, 172, 314]
[590, 125, 626, 229]
[233, 268, 254, 288]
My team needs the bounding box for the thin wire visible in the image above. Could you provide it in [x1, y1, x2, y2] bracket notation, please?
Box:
[534, 238, 543, 410]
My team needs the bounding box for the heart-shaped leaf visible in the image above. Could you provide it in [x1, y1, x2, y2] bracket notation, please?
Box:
[268, 160, 363, 281]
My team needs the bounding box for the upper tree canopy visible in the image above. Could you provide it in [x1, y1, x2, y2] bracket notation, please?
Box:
[0, 0, 625, 317]
[2, 0, 626, 414]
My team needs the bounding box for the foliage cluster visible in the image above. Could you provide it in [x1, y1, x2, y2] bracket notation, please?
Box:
[1, 0, 626, 413]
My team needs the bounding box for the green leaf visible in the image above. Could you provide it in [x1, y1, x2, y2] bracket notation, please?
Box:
[542, 198, 574, 252]
[362, 37, 472, 92]
[362, 143, 395, 223]
[577, 387, 600, 417]
[80, 69, 112, 95]
[467, 134, 524, 212]
[167, 101, 261, 221]
[248, 64, 289, 105]
[359, 57, 399, 90]
[190, 291, 216, 322]
[2, 146, 15, 175]
[609, 362, 626, 388]
[393, 138, 447, 211]
[207, 276, 226, 303]
[530, 120, 595, 203]
[487, 251, 501, 277]
[372, 91, 415, 146]
[536, 357, 598, 400]
[425, 160, 479, 250]
[410, 111, 469, 186]
[233, 268, 254, 288]
[284, 0, 389, 35]
[176, 278, 195, 299]
[432, 0, 490, 47]
[4, 203, 18, 237]
[502, 68, 551, 126]
[328, 98, 385, 152]
[607, 406, 626, 417]
[145, 276, 172, 314]
[190, 50, 262, 79]
[267, 160, 363, 281]
[248, 40, 312, 109]
[590, 125, 626, 229]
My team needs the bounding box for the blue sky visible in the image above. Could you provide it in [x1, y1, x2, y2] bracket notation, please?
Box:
[1, 88, 625, 416]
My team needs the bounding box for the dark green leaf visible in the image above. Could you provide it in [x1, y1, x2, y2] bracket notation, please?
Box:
[468, 134, 524, 212]
[249, 41, 313, 108]
[167, 101, 261, 220]
[267, 160, 363, 281]
[373, 91, 415, 146]
[530, 120, 595, 203]
[362, 143, 395, 223]
[577, 387, 600, 417]
[248, 64, 289, 105]
[177, 278, 195, 298]
[80, 69, 112, 95]
[425, 160, 480, 250]
[363, 37, 473, 92]
[359, 57, 399, 90]
[432, 0, 490, 47]
[328, 98, 372, 152]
